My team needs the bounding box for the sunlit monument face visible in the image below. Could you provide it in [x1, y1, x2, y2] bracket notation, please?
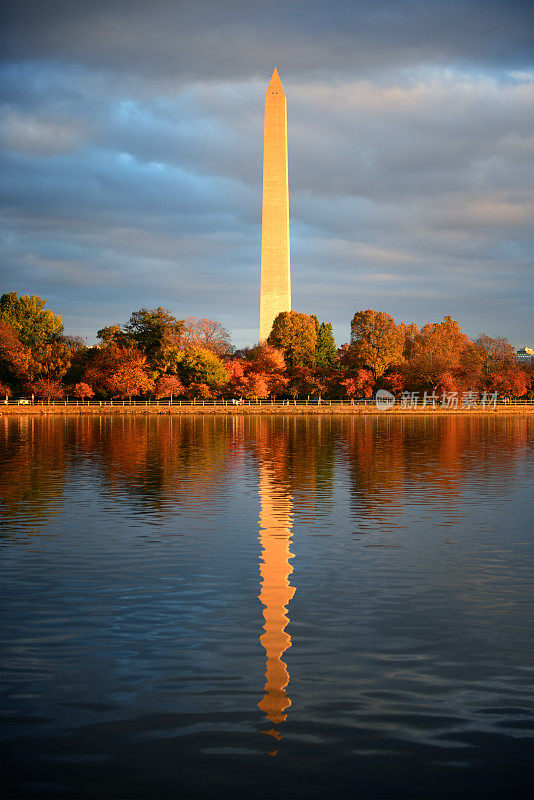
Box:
[260, 68, 291, 343]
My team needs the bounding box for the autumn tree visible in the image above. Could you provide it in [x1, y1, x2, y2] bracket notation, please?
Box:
[177, 317, 232, 356]
[349, 310, 404, 379]
[84, 345, 154, 399]
[474, 334, 517, 376]
[381, 372, 406, 396]
[155, 374, 184, 400]
[267, 311, 317, 370]
[0, 321, 31, 389]
[435, 371, 462, 395]
[489, 369, 528, 399]
[29, 339, 76, 383]
[0, 381, 12, 401]
[224, 359, 248, 397]
[185, 382, 213, 400]
[405, 315, 472, 390]
[97, 307, 184, 359]
[243, 372, 270, 400]
[293, 367, 330, 400]
[0, 293, 63, 347]
[151, 345, 183, 377]
[31, 378, 65, 402]
[73, 382, 95, 400]
[246, 343, 286, 373]
[96, 323, 132, 347]
[341, 370, 375, 399]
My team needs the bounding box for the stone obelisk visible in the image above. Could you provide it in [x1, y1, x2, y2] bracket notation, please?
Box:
[260, 68, 291, 342]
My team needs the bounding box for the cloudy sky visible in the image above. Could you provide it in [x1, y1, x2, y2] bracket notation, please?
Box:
[1, 0, 533, 347]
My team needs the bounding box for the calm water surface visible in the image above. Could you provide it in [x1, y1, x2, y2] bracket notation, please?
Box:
[1, 414, 533, 799]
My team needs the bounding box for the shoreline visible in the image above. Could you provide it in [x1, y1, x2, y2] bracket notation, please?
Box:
[1, 404, 533, 416]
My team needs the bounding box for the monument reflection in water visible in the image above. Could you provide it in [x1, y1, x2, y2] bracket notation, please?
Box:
[257, 458, 295, 743]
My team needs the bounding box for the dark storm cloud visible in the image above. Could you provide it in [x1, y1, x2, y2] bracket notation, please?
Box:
[1, 1, 533, 346]
[3, 0, 534, 77]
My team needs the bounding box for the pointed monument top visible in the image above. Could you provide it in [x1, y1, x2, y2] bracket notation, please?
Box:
[267, 67, 285, 97]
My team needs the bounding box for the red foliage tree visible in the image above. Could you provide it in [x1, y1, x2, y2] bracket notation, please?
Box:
[73, 382, 95, 399]
[31, 378, 65, 402]
[154, 374, 184, 400]
[0, 381, 12, 401]
[404, 316, 472, 390]
[84, 345, 154, 399]
[341, 369, 375, 399]
[0, 321, 31, 384]
[185, 382, 213, 400]
[225, 359, 248, 397]
[435, 371, 460, 396]
[381, 372, 406, 396]
[489, 369, 528, 399]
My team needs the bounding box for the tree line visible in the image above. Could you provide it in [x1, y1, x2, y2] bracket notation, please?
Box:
[0, 292, 531, 401]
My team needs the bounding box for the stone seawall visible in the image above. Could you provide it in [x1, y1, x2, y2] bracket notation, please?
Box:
[1, 405, 533, 416]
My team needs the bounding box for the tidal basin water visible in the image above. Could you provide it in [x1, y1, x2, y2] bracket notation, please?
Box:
[1, 414, 533, 799]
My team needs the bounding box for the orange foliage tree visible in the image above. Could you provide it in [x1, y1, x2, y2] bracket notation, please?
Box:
[73, 382, 95, 399]
[349, 310, 405, 379]
[404, 316, 472, 390]
[84, 345, 154, 399]
[243, 372, 270, 400]
[0, 321, 32, 389]
[31, 378, 65, 402]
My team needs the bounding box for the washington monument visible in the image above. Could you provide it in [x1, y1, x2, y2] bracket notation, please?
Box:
[259, 68, 291, 342]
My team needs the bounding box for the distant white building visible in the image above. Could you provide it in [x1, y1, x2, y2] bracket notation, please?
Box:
[516, 347, 534, 365]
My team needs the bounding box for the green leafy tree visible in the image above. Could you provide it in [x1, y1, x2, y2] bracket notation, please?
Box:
[267, 311, 316, 370]
[0, 292, 63, 347]
[124, 307, 184, 356]
[349, 309, 404, 379]
[96, 324, 132, 347]
[314, 321, 337, 368]
[176, 347, 228, 389]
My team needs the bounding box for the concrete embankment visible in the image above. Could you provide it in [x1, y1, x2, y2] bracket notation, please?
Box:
[1, 404, 533, 416]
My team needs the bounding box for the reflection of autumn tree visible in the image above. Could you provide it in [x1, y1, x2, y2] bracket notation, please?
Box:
[93, 416, 238, 510]
[0, 416, 66, 531]
[342, 416, 529, 517]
